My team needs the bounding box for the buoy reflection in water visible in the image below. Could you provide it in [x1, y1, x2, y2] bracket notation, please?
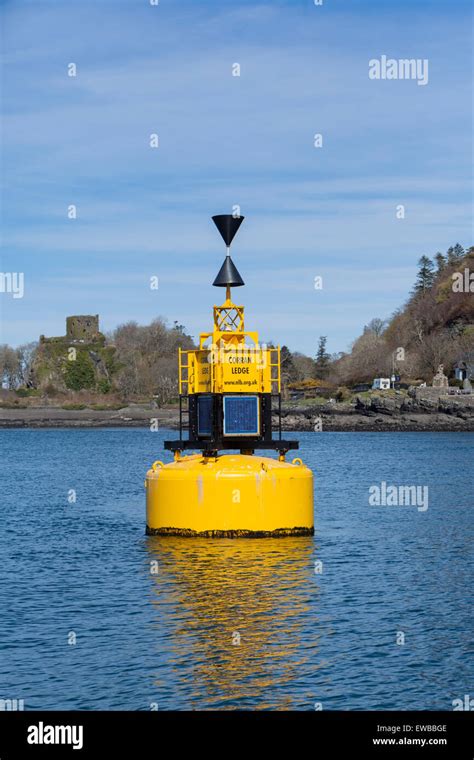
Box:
[146, 536, 324, 709]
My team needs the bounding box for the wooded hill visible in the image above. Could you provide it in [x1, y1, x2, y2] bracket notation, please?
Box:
[330, 245, 474, 386]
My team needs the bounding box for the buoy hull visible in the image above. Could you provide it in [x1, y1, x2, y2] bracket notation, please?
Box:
[145, 454, 314, 537]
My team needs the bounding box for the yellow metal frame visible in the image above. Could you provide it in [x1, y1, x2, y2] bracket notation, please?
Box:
[213, 303, 245, 332]
[179, 299, 281, 395]
[269, 347, 280, 394]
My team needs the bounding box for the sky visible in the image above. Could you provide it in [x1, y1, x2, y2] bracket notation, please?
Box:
[0, 0, 472, 355]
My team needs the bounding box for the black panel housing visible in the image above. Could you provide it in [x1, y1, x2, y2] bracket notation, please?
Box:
[165, 392, 298, 455]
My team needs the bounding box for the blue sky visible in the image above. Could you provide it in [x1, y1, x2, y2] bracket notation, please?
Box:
[1, 0, 472, 355]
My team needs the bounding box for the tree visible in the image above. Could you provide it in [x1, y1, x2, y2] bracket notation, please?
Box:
[279, 345, 298, 399]
[453, 243, 465, 260]
[112, 317, 194, 398]
[417, 331, 457, 377]
[413, 255, 435, 295]
[16, 342, 38, 386]
[364, 318, 386, 337]
[0, 345, 20, 388]
[446, 246, 456, 265]
[280, 345, 298, 383]
[64, 351, 96, 390]
[434, 252, 446, 274]
[291, 352, 316, 381]
[314, 336, 330, 379]
[173, 321, 186, 335]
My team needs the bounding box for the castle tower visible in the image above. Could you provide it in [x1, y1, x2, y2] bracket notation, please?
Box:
[66, 315, 100, 342]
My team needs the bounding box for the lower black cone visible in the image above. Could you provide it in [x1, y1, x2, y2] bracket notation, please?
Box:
[212, 255, 245, 287]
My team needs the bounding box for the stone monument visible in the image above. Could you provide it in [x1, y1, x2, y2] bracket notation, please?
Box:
[432, 364, 448, 388]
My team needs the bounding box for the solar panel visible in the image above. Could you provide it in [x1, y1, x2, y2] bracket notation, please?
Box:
[197, 395, 213, 436]
[223, 395, 260, 436]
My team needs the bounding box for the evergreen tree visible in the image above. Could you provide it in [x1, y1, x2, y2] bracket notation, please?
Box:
[453, 243, 465, 260]
[413, 255, 435, 295]
[280, 345, 298, 384]
[315, 336, 330, 378]
[434, 252, 446, 274]
[173, 320, 186, 334]
[64, 351, 96, 390]
[446, 246, 456, 265]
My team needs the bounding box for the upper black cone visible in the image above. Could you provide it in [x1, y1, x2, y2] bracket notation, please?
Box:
[212, 214, 245, 247]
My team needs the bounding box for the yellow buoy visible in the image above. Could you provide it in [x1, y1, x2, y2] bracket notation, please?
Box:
[146, 453, 313, 537]
[145, 214, 314, 537]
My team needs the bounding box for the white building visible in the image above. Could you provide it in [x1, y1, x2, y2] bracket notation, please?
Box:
[372, 378, 390, 390]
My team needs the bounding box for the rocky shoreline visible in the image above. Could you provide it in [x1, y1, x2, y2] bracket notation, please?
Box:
[278, 391, 474, 432]
[1, 391, 473, 432]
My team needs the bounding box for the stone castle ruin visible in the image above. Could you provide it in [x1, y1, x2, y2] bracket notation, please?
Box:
[32, 315, 116, 392]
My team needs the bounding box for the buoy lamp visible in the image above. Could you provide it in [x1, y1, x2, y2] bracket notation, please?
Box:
[145, 215, 314, 537]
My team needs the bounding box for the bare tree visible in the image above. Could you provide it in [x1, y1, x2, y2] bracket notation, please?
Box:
[0, 345, 21, 388]
[111, 318, 194, 400]
[364, 318, 386, 337]
[17, 342, 38, 386]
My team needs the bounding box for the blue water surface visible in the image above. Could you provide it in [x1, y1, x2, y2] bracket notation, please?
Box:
[0, 429, 472, 710]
